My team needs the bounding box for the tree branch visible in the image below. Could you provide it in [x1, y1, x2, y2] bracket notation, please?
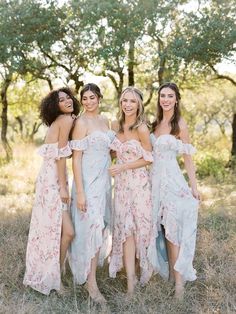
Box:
[209, 64, 236, 86]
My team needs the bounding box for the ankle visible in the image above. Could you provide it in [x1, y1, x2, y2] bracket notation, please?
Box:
[86, 281, 98, 291]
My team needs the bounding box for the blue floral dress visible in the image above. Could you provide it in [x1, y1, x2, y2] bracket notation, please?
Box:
[69, 130, 115, 284]
[148, 134, 199, 281]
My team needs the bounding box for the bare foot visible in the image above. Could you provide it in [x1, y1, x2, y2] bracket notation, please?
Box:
[127, 276, 138, 297]
[57, 282, 70, 296]
[174, 283, 184, 300]
[84, 283, 107, 304]
[168, 273, 175, 284]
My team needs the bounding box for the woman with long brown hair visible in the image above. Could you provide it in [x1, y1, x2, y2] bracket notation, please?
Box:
[69, 83, 114, 304]
[149, 82, 200, 299]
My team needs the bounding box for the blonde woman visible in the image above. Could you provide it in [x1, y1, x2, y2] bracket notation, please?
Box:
[109, 87, 154, 296]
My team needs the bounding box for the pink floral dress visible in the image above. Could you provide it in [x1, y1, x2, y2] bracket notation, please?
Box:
[23, 143, 71, 295]
[148, 134, 199, 281]
[109, 137, 154, 284]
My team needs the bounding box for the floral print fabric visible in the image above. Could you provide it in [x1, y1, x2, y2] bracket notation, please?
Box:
[23, 143, 71, 295]
[69, 130, 115, 284]
[149, 134, 199, 281]
[109, 137, 154, 284]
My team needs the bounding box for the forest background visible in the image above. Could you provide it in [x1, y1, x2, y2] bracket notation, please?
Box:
[0, 0, 235, 313]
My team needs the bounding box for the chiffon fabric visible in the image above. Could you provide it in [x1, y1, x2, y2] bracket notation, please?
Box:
[23, 143, 71, 295]
[109, 137, 154, 285]
[69, 130, 115, 284]
[148, 134, 199, 281]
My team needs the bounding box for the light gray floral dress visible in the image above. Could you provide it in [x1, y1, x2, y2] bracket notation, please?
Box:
[148, 134, 199, 281]
[69, 130, 115, 284]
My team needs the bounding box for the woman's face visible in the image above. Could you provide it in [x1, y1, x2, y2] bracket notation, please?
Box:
[121, 91, 139, 117]
[81, 90, 99, 112]
[159, 87, 177, 112]
[58, 91, 74, 113]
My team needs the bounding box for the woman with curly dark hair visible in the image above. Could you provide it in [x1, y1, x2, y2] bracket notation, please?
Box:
[23, 87, 79, 295]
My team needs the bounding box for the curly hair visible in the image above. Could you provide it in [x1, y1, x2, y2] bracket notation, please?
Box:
[151, 82, 181, 136]
[118, 86, 146, 133]
[40, 87, 80, 126]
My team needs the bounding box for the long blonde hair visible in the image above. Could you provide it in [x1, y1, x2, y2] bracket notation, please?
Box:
[118, 86, 145, 132]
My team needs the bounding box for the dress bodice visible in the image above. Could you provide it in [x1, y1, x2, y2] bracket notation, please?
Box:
[110, 137, 153, 163]
[70, 130, 115, 154]
[150, 134, 196, 161]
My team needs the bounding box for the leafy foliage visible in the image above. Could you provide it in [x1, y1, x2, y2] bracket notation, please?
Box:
[196, 154, 228, 180]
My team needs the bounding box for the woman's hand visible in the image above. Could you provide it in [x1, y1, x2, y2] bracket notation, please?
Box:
[192, 187, 201, 201]
[60, 186, 69, 204]
[109, 164, 127, 176]
[77, 192, 86, 212]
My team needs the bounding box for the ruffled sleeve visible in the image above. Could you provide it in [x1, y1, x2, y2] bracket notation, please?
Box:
[176, 139, 196, 155]
[38, 143, 72, 160]
[70, 138, 88, 151]
[141, 147, 153, 162]
[58, 144, 72, 159]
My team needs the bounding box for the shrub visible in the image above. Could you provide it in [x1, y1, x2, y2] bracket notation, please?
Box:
[196, 154, 227, 180]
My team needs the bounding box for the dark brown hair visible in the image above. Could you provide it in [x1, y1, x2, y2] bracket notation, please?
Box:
[40, 87, 80, 126]
[118, 86, 145, 133]
[80, 83, 103, 103]
[151, 82, 181, 136]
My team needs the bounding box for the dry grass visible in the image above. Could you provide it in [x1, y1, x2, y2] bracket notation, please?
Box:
[0, 144, 235, 314]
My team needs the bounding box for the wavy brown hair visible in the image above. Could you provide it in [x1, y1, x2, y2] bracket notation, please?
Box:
[118, 86, 145, 133]
[151, 82, 181, 136]
[40, 87, 80, 126]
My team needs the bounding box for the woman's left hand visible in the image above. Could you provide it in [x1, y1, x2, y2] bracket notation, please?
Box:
[109, 164, 127, 176]
[192, 187, 201, 201]
[60, 186, 69, 204]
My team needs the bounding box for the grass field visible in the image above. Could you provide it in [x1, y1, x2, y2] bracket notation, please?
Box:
[0, 144, 235, 314]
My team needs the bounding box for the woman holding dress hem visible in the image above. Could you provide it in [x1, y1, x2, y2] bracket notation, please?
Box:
[150, 82, 200, 299]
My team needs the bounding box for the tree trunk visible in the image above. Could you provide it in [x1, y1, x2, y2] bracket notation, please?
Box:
[128, 39, 135, 86]
[117, 71, 124, 99]
[158, 54, 166, 86]
[29, 121, 42, 141]
[72, 75, 84, 94]
[47, 78, 53, 91]
[1, 74, 12, 161]
[231, 113, 236, 163]
[106, 70, 124, 100]
[15, 116, 23, 137]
